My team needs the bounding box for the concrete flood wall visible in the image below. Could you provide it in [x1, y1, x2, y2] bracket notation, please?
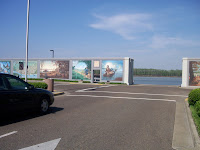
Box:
[182, 58, 200, 87]
[0, 57, 134, 85]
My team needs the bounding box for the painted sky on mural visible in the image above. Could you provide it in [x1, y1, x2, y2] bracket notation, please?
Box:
[0, 0, 200, 70]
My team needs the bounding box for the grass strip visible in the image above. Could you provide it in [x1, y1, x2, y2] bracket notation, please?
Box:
[54, 79, 78, 82]
[82, 81, 91, 83]
[98, 82, 105, 84]
[190, 105, 200, 135]
[28, 82, 48, 89]
[109, 82, 126, 85]
[22, 78, 43, 81]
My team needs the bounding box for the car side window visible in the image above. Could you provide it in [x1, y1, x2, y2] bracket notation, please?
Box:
[6, 76, 28, 90]
[0, 77, 7, 90]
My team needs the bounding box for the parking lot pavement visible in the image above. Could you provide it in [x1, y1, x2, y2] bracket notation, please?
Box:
[0, 84, 193, 150]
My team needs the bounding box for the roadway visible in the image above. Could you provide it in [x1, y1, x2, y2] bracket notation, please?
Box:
[0, 83, 192, 150]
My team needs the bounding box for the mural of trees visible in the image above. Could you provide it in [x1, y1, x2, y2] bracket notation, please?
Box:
[72, 60, 91, 80]
[40, 61, 69, 79]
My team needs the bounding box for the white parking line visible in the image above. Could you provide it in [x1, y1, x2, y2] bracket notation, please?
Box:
[0, 131, 17, 139]
[76, 85, 112, 92]
[76, 90, 188, 98]
[66, 94, 176, 102]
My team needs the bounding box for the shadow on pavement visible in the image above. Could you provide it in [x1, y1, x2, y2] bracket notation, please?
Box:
[0, 107, 64, 126]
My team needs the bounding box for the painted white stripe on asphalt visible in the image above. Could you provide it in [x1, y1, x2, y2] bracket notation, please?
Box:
[0, 131, 17, 139]
[66, 94, 176, 102]
[76, 90, 187, 98]
[19, 138, 61, 150]
[76, 85, 112, 92]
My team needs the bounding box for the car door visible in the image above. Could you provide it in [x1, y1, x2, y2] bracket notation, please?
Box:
[3, 75, 35, 112]
[0, 75, 10, 113]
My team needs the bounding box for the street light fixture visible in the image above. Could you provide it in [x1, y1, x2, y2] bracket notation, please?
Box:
[50, 50, 54, 58]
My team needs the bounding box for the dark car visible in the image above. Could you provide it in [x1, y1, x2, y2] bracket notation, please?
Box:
[0, 73, 54, 114]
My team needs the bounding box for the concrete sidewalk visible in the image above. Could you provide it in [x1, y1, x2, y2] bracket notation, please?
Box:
[172, 97, 200, 150]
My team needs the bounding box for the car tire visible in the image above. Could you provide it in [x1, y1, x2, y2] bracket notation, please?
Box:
[39, 97, 49, 114]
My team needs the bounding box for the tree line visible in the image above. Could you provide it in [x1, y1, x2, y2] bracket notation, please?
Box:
[134, 68, 182, 77]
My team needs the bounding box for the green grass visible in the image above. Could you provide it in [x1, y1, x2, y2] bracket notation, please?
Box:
[98, 82, 105, 84]
[21, 78, 43, 81]
[23, 78, 79, 83]
[82, 81, 91, 83]
[109, 82, 126, 85]
[28, 82, 48, 89]
[98, 82, 126, 85]
[54, 79, 78, 82]
[190, 105, 200, 135]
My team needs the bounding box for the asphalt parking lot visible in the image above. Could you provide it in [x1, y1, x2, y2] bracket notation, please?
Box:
[0, 83, 192, 150]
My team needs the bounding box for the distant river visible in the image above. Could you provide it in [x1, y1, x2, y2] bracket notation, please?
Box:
[134, 76, 182, 86]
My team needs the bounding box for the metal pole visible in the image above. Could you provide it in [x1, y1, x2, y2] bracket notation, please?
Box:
[25, 0, 30, 82]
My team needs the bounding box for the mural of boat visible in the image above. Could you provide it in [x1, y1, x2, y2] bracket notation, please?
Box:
[103, 69, 117, 77]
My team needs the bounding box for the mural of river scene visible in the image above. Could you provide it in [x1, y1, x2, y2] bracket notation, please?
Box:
[40, 61, 69, 79]
[189, 61, 200, 86]
[72, 60, 91, 80]
[0, 61, 11, 74]
[102, 60, 123, 81]
[13, 61, 37, 78]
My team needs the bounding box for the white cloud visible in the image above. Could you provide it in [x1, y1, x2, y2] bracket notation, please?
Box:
[89, 13, 153, 40]
[150, 35, 200, 49]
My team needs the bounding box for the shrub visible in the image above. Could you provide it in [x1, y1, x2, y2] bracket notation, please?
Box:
[69, 80, 79, 82]
[188, 88, 200, 105]
[98, 82, 105, 84]
[109, 82, 126, 85]
[22, 78, 43, 81]
[82, 81, 91, 83]
[54, 79, 78, 83]
[28, 82, 48, 89]
[190, 105, 200, 135]
[195, 101, 200, 117]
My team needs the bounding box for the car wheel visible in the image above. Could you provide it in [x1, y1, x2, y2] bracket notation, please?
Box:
[39, 97, 49, 114]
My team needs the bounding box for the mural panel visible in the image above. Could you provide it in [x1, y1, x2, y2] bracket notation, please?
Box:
[0, 61, 11, 74]
[189, 61, 200, 86]
[102, 60, 123, 81]
[72, 60, 91, 80]
[13, 61, 37, 78]
[40, 61, 69, 79]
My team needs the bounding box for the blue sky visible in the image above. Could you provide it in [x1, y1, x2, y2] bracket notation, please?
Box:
[0, 0, 200, 70]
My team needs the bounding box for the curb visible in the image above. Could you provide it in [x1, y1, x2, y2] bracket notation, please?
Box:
[53, 92, 64, 96]
[185, 100, 200, 149]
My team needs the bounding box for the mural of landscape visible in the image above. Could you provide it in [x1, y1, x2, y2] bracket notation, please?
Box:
[40, 61, 69, 79]
[189, 61, 200, 86]
[72, 60, 91, 80]
[102, 60, 123, 81]
[13, 61, 37, 78]
[0, 61, 11, 74]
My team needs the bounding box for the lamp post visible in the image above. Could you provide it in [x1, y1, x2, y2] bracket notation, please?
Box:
[50, 50, 54, 58]
[25, 0, 30, 82]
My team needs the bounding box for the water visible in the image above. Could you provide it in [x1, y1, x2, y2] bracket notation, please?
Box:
[134, 76, 182, 86]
